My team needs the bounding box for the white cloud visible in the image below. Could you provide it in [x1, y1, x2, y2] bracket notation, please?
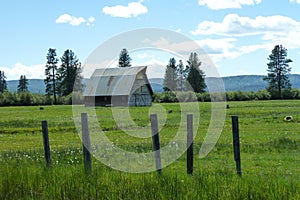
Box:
[196, 38, 239, 62]
[194, 38, 275, 65]
[266, 30, 300, 50]
[290, 0, 300, 4]
[150, 37, 201, 59]
[86, 17, 96, 26]
[0, 63, 44, 80]
[56, 14, 85, 26]
[88, 17, 96, 23]
[56, 14, 95, 26]
[132, 58, 166, 78]
[191, 14, 300, 58]
[192, 14, 300, 38]
[197, 38, 236, 54]
[198, 0, 262, 10]
[102, 1, 148, 18]
[191, 14, 300, 37]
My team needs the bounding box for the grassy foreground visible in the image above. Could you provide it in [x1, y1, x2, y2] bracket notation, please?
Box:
[0, 101, 299, 199]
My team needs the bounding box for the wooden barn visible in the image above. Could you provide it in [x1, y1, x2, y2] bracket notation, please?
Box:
[83, 66, 153, 107]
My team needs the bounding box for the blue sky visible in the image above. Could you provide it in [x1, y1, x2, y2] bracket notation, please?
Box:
[1, 0, 300, 80]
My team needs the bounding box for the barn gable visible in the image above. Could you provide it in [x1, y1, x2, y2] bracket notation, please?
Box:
[83, 66, 153, 106]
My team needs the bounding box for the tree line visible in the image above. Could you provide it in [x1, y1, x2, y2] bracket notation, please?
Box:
[116, 46, 298, 101]
[44, 48, 83, 104]
[0, 48, 84, 105]
[163, 52, 206, 93]
[0, 47, 129, 106]
[153, 89, 300, 103]
[160, 44, 296, 100]
[0, 45, 298, 106]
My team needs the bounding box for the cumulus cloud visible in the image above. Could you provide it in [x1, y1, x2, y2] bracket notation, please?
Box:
[197, 38, 237, 55]
[190, 14, 300, 75]
[194, 38, 275, 65]
[198, 0, 262, 10]
[56, 14, 95, 26]
[196, 38, 240, 63]
[102, 1, 148, 18]
[132, 58, 166, 78]
[88, 17, 96, 23]
[0, 63, 44, 80]
[290, 0, 300, 4]
[86, 17, 96, 26]
[191, 14, 300, 59]
[191, 14, 300, 37]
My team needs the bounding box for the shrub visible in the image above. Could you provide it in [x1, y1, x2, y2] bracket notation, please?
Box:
[255, 90, 271, 100]
[19, 92, 33, 105]
[196, 93, 211, 102]
[176, 91, 197, 102]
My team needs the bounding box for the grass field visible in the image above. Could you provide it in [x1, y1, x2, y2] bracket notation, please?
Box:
[0, 100, 299, 199]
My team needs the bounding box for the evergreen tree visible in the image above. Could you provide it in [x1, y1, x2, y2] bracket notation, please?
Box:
[118, 48, 131, 68]
[58, 49, 83, 96]
[263, 45, 293, 99]
[163, 58, 178, 91]
[0, 70, 7, 93]
[44, 48, 59, 104]
[176, 60, 185, 91]
[17, 75, 29, 93]
[185, 52, 206, 93]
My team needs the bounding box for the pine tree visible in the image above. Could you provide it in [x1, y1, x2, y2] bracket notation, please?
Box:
[118, 48, 131, 68]
[44, 48, 59, 104]
[58, 49, 83, 96]
[176, 60, 185, 91]
[0, 70, 7, 93]
[163, 58, 178, 91]
[185, 52, 206, 93]
[263, 45, 293, 99]
[17, 75, 29, 93]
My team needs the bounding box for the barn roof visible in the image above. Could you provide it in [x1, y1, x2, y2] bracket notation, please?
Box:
[83, 66, 152, 96]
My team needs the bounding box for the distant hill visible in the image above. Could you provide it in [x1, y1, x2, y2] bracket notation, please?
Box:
[210, 74, 300, 92]
[7, 79, 46, 94]
[6, 74, 300, 94]
[149, 75, 300, 92]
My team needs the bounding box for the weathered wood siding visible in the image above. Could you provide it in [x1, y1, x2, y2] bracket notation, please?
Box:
[129, 73, 152, 106]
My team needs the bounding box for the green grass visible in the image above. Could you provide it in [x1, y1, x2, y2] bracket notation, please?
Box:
[0, 101, 299, 199]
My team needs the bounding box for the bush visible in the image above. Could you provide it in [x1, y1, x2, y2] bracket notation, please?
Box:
[0, 91, 86, 106]
[255, 90, 271, 100]
[160, 91, 178, 103]
[19, 92, 33, 105]
[196, 93, 210, 102]
[176, 91, 197, 102]
[291, 89, 300, 99]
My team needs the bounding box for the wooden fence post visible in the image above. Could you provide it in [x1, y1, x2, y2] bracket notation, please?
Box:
[187, 114, 194, 175]
[231, 116, 242, 176]
[81, 113, 92, 172]
[41, 120, 51, 168]
[150, 114, 162, 174]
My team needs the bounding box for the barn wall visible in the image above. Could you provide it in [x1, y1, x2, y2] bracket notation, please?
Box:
[85, 96, 129, 106]
[111, 95, 129, 106]
[129, 93, 152, 106]
[129, 75, 152, 106]
[84, 69, 153, 107]
[84, 96, 95, 107]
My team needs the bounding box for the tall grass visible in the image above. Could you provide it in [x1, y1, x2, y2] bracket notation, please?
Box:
[0, 101, 299, 199]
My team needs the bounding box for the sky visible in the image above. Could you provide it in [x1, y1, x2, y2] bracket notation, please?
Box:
[1, 0, 300, 80]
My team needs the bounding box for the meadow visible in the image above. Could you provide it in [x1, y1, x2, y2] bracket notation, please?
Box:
[0, 100, 299, 199]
